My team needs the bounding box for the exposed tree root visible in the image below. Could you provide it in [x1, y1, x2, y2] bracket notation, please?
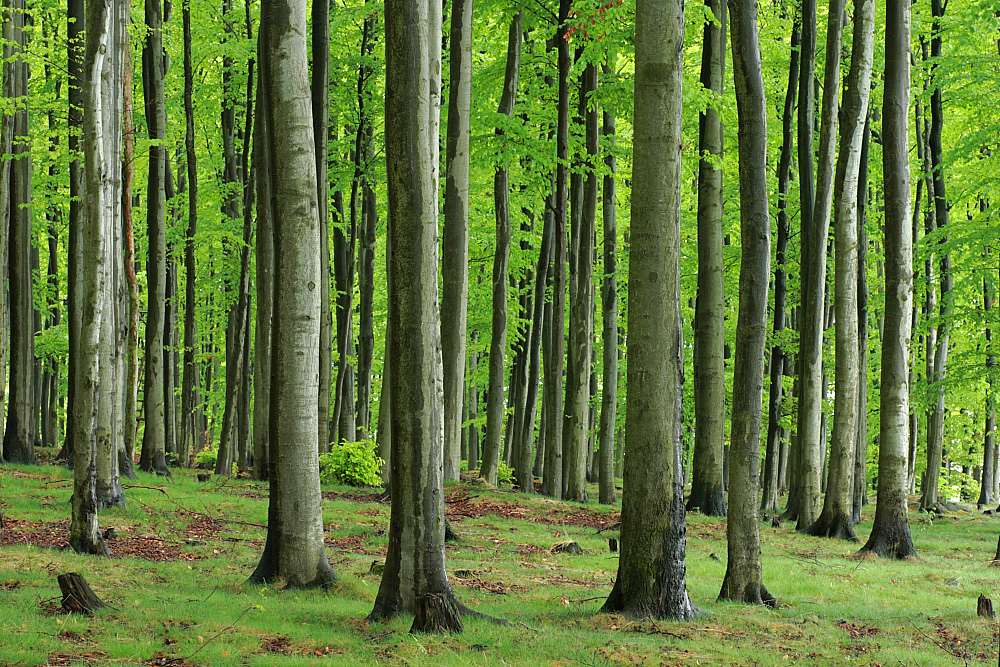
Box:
[803, 511, 858, 541]
[718, 579, 777, 608]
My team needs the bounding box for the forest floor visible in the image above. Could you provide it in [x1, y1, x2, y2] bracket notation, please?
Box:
[2, 456, 1000, 666]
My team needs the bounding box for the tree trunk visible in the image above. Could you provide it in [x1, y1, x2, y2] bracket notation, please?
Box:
[252, 54, 272, 481]
[761, 14, 799, 515]
[247, 0, 335, 588]
[806, 0, 873, 540]
[479, 13, 522, 486]
[597, 82, 618, 506]
[852, 115, 871, 523]
[180, 0, 199, 470]
[139, 0, 170, 475]
[71, 0, 125, 555]
[981, 248, 995, 507]
[313, 0, 332, 454]
[0, 0, 15, 465]
[3, 0, 35, 465]
[858, 0, 916, 559]
[920, 0, 952, 513]
[543, 1, 570, 500]
[442, 0, 473, 480]
[688, 0, 727, 518]
[602, 0, 699, 620]
[564, 61, 597, 503]
[368, 0, 464, 631]
[718, 0, 775, 606]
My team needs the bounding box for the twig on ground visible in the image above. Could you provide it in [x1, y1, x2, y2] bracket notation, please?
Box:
[568, 596, 605, 604]
[180, 605, 255, 660]
[517, 621, 541, 632]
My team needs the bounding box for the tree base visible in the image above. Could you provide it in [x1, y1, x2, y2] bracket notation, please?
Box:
[803, 511, 858, 542]
[444, 520, 459, 543]
[411, 593, 463, 633]
[600, 579, 702, 621]
[718, 578, 777, 608]
[58, 573, 107, 615]
[247, 550, 336, 589]
[858, 528, 917, 560]
[686, 482, 727, 517]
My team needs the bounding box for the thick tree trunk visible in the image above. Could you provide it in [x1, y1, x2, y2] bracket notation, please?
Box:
[761, 15, 799, 515]
[139, 0, 170, 475]
[858, 0, 916, 559]
[806, 0, 873, 540]
[718, 0, 775, 607]
[597, 89, 618, 506]
[479, 13, 522, 487]
[3, 0, 35, 465]
[688, 0, 727, 517]
[920, 0, 952, 513]
[368, 0, 465, 632]
[602, 0, 699, 620]
[442, 0, 473, 480]
[247, 0, 335, 588]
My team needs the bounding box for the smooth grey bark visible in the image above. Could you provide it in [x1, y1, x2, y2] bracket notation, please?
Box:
[601, 0, 698, 620]
[920, 0, 952, 513]
[564, 61, 598, 503]
[71, 0, 124, 555]
[479, 13, 522, 487]
[368, 0, 469, 632]
[761, 15, 799, 515]
[247, 0, 334, 588]
[717, 0, 775, 606]
[252, 55, 272, 481]
[805, 0, 873, 541]
[795, 0, 845, 531]
[785, 0, 817, 524]
[3, 0, 34, 465]
[313, 0, 332, 454]
[852, 115, 871, 524]
[543, 1, 570, 500]
[858, 0, 916, 559]
[688, 0, 727, 517]
[354, 11, 378, 441]
[180, 0, 199, 469]
[441, 0, 473, 480]
[597, 85, 617, 506]
[980, 249, 995, 507]
[139, 0, 169, 475]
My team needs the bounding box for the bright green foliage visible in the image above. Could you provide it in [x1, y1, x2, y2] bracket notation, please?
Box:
[497, 460, 515, 487]
[194, 448, 218, 469]
[319, 441, 384, 487]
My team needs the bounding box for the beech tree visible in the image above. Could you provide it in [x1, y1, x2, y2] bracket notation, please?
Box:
[858, 0, 916, 559]
[247, 0, 335, 588]
[601, 0, 699, 620]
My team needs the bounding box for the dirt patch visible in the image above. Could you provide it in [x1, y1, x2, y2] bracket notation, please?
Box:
[835, 620, 879, 639]
[322, 490, 386, 504]
[142, 651, 197, 666]
[44, 651, 107, 666]
[1, 518, 206, 562]
[452, 571, 528, 595]
[444, 490, 620, 530]
[326, 533, 387, 556]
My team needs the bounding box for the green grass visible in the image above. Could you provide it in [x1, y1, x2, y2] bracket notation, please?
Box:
[2, 459, 1000, 666]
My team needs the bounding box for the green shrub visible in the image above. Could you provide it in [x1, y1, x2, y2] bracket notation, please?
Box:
[497, 461, 515, 487]
[319, 440, 384, 487]
[460, 459, 469, 473]
[194, 448, 217, 469]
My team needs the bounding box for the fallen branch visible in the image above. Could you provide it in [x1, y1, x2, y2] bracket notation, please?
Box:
[180, 605, 255, 660]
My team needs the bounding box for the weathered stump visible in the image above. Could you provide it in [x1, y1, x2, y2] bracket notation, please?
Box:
[608, 537, 618, 553]
[411, 592, 463, 633]
[551, 541, 582, 555]
[977, 594, 996, 619]
[197, 473, 211, 482]
[58, 573, 106, 615]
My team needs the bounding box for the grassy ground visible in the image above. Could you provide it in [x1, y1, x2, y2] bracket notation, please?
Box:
[2, 460, 1000, 667]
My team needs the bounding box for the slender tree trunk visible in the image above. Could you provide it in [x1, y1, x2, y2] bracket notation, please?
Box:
[806, 0, 873, 540]
[180, 0, 199, 469]
[252, 55, 272, 481]
[602, 0, 699, 620]
[718, 0, 775, 606]
[859, 0, 916, 559]
[3, 0, 34, 465]
[688, 0, 727, 517]
[543, 1, 570, 500]
[980, 244, 995, 507]
[920, 0, 952, 513]
[247, 0, 335, 588]
[139, 0, 170, 475]
[0, 0, 15, 464]
[852, 115, 871, 523]
[312, 0, 332, 455]
[597, 82, 618, 506]
[761, 15, 799, 514]
[442, 0, 473, 480]
[479, 13, 522, 486]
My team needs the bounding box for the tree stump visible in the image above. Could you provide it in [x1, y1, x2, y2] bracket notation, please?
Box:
[993, 534, 1000, 565]
[58, 573, 106, 615]
[978, 594, 996, 619]
[411, 593, 463, 633]
[609, 537, 618, 553]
